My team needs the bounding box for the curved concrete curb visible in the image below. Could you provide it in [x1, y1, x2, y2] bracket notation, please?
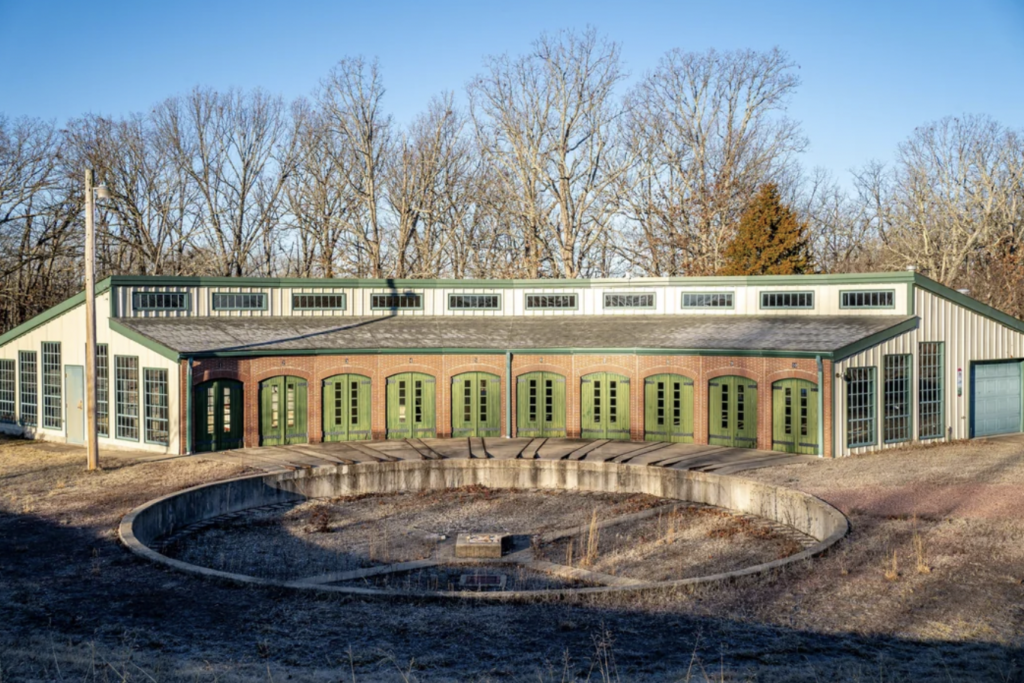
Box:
[120, 460, 848, 599]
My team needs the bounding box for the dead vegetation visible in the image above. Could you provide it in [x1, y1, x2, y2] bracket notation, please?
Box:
[1, 434, 1023, 681]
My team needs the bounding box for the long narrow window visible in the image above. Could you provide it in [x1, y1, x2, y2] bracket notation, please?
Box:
[292, 293, 346, 310]
[841, 290, 895, 309]
[414, 380, 423, 423]
[463, 381, 472, 422]
[721, 383, 729, 429]
[681, 292, 733, 309]
[672, 381, 681, 427]
[18, 351, 37, 427]
[221, 387, 232, 433]
[0, 359, 15, 424]
[656, 381, 665, 426]
[609, 381, 618, 424]
[371, 293, 421, 309]
[144, 368, 169, 445]
[529, 379, 538, 422]
[271, 385, 280, 429]
[593, 380, 602, 423]
[115, 356, 140, 440]
[449, 294, 500, 310]
[479, 379, 487, 423]
[800, 388, 809, 436]
[211, 292, 266, 311]
[846, 367, 876, 448]
[398, 381, 407, 423]
[919, 342, 944, 439]
[883, 354, 911, 443]
[133, 291, 189, 312]
[349, 382, 359, 426]
[333, 383, 343, 427]
[96, 344, 109, 436]
[42, 342, 61, 429]
[737, 384, 745, 430]
[544, 379, 553, 423]
[760, 292, 814, 309]
[604, 293, 654, 309]
[784, 386, 792, 435]
[526, 294, 577, 310]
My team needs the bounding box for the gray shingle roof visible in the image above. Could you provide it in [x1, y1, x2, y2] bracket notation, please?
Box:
[116, 314, 915, 356]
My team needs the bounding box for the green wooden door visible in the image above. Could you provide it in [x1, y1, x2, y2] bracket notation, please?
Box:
[451, 372, 501, 438]
[193, 379, 243, 453]
[322, 374, 372, 442]
[772, 379, 818, 454]
[644, 374, 694, 443]
[260, 376, 308, 446]
[581, 372, 631, 440]
[386, 372, 436, 439]
[708, 376, 758, 449]
[516, 372, 566, 437]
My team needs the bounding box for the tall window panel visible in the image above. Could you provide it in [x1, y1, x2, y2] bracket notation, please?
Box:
[96, 344, 109, 436]
[0, 359, 15, 424]
[883, 354, 912, 443]
[115, 356, 140, 440]
[919, 342, 944, 439]
[846, 367, 876, 448]
[18, 351, 37, 427]
[42, 342, 62, 429]
[144, 368, 169, 445]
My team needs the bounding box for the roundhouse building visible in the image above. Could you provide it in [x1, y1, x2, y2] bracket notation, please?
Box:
[1, 272, 1022, 458]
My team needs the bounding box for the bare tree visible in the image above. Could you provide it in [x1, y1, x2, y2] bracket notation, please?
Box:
[617, 47, 806, 275]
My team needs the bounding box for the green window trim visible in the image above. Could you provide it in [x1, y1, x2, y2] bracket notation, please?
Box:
[96, 344, 109, 437]
[603, 292, 656, 309]
[846, 366, 876, 448]
[370, 293, 423, 310]
[143, 367, 170, 446]
[760, 291, 815, 310]
[41, 342, 62, 430]
[211, 292, 268, 311]
[883, 354, 912, 444]
[18, 351, 37, 428]
[132, 290, 191, 312]
[0, 359, 15, 424]
[292, 292, 347, 311]
[918, 342, 944, 440]
[448, 293, 502, 311]
[681, 292, 735, 309]
[525, 293, 578, 310]
[114, 355, 140, 442]
[840, 289, 896, 309]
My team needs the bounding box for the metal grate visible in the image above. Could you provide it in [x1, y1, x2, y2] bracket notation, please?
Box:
[846, 367, 876, 448]
[371, 293, 421, 309]
[681, 292, 733, 308]
[115, 356, 140, 440]
[883, 355, 911, 443]
[918, 342, 944, 439]
[211, 292, 266, 310]
[604, 293, 654, 308]
[292, 293, 346, 310]
[841, 290, 894, 308]
[42, 342, 61, 429]
[760, 292, 814, 309]
[144, 368, 169, 445]
[526, 294, 577, 310]
[18, 351, 37, 427]
[449, 294, 500, 310]
[96, 344, 109, 436]
[0, 359, 15, 423]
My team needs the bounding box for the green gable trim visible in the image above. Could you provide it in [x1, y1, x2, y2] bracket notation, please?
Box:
[102, 271, 917, 291]
[913, 274, 1024, 334]
[832, 317, 920, 362]
[108, 319, 181, 362]
[0, 278, 113, 348]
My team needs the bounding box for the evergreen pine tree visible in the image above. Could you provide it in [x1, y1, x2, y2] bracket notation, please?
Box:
[720, 183, 813, 275]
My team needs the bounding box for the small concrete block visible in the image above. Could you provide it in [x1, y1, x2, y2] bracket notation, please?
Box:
[455, 533, 509, 559]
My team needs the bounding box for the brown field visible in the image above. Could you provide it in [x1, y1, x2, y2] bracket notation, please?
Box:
[1, 434, 1023, 681]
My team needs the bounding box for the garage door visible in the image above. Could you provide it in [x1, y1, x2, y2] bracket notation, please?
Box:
[972, 362, 1022, 437]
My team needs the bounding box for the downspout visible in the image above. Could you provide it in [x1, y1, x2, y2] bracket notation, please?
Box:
[816, 355, 825, 458]
[185, 356, 193, 455]
[506, 351, 513, 438]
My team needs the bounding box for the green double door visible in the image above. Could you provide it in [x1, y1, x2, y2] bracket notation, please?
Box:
[323, 374, 371, 442]
[772, 379, 819, 454]
[708, 376, 758, 448]
[452, 372, 501, 438]
[581, 372, 630, 440]
[644, 374, 695, 443]
[260, 375, 308, 446]
[517, 372, 566, 437]
[194, 379, 244, 452]
[386, 372, 436, 439]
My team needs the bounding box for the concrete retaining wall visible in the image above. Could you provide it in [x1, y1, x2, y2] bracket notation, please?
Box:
[120, 460, 848, 598]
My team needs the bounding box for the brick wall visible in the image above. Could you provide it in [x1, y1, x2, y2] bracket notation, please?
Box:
[183, 353, 833, 457]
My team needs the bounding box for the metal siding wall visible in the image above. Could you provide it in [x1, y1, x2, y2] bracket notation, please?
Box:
[835, 288, 1024, 456]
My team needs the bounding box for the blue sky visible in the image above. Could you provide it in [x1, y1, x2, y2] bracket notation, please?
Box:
[1, 0, 1022, 184]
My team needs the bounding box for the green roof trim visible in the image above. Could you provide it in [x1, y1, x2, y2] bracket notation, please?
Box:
[0, 278, 113, 347]
[912, 273, 1024, 334]
[108, 319, 181, 362]
[101, 271, 917, 290]
[832, 316, 920, 362]
[185, 346, 836, 360]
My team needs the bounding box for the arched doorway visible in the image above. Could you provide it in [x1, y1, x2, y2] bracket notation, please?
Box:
[708, 376, 758, 448]
[259, 376, 308, 446]
[193, 379, 243, 452]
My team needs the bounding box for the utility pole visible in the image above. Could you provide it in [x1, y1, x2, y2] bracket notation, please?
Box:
[84, 169, 106, 471]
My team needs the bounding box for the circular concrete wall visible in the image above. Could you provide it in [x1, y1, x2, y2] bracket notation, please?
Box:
[119, 460, 848, 598]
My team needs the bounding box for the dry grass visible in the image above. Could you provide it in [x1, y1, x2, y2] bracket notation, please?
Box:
[2, 434, 1024, 681]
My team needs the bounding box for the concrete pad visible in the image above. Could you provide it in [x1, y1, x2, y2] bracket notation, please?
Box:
[480, 438, 533, 459]
[565, 439, 610, 460]
[455, 533, 509, 558]
[406, 438, 443, 460]
[420, 438, 472, 459]
[468, 437, 488, 459]
[518, 438, 546, 459]
[535, 438, 591, 460]
[578, 440, 651, 462]
[611, 442, 672, 463]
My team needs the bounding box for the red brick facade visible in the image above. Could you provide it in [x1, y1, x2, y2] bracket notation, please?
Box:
[182, 354, 833, 457]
